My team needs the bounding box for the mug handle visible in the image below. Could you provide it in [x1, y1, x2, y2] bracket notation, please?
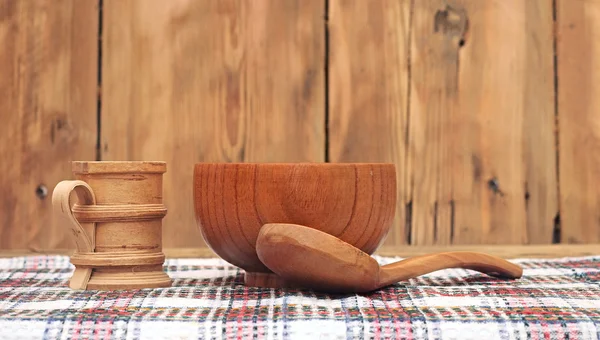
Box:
[52, 180, 96, 290]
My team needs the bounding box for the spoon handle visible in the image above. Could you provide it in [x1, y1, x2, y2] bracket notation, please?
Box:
[378, 251, 523, 288]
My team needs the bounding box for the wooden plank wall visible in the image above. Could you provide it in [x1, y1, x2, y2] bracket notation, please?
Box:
[328, 0, 411, 247]
[557, 0, 600, 244]
[406, 0, 557, 245]
[0, 0, 598, 250]
[329, 0, 558, 247]
[0, 1, 98, 250]
[101, 0, 325, 247]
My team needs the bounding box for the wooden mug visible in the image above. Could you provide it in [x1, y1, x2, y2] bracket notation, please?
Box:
[52, 161, 172, 290]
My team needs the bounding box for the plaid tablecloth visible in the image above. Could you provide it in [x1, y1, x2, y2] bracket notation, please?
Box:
[0, 255, 598, 340]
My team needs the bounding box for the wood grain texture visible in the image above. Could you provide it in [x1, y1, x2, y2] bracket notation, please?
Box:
[520, 1, 559, 244]
[328, 0, 412, 247]
[408, 0, 556, 245]
[557, 0, 600, 243]
[193, 163, 396, 275]
[3, 244, 599, 259]
[0, 1, 98, 249]
[101, 0, 325, 248]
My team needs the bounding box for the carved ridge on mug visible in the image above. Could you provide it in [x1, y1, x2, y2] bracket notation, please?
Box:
[90, 271, 168, 280]
[70, 251, 166, 267]
[72, 203, 167, 223]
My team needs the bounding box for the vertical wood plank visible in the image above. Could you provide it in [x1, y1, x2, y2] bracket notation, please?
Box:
[328, 0, 412, 246]
[408, 0, 556, 245]
[522, 1, 559, 244]
[557, 0, 600, 243]
[102, 0, 325, 248]
[0, 1, 98, 249]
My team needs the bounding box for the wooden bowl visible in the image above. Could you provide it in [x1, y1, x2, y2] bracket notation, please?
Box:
[193, 163, 397, 288]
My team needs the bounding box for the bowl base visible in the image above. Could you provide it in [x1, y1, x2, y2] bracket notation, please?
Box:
[244, 271, 293, 289]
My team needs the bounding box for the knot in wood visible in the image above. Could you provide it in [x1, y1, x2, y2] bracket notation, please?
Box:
[35, 184, 48, 199]
[487, 177, 504, 196]
[434, 5, 468, 43]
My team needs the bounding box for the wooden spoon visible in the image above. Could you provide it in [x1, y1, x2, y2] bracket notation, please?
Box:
[256, 223, 523, 293]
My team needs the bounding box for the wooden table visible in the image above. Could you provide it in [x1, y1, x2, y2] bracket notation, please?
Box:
[1, 244, 598, 259]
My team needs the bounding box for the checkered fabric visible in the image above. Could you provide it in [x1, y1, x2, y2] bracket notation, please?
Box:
[0, 255, 598, 340]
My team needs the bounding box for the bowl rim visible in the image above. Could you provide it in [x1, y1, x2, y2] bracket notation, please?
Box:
[193, 162, 396, 166]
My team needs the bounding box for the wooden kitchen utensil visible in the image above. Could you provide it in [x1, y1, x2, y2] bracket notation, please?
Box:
[256, 223, 523, 293]
[52, 161, 172, 290]
[193, 163, 397, 289]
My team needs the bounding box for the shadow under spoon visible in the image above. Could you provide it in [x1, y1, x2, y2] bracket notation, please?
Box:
[255, 223, 523, 293]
